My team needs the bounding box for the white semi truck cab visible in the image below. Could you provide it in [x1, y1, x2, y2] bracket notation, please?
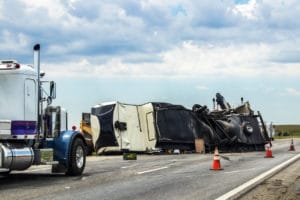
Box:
[0, 44, 86, 175]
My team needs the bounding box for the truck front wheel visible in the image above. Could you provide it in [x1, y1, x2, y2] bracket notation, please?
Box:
[66, 138, 86, 176]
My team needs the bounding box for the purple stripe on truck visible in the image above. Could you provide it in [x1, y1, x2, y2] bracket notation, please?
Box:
[11, 120, 37, 135]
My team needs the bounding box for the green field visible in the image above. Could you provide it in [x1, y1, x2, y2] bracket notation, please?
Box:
[274, 124, 300, 139]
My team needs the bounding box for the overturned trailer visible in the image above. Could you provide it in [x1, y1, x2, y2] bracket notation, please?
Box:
[90, 94, 270, 154]
[90, 102, 203, 154]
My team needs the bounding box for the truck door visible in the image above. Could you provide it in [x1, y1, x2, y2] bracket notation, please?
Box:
[24, 79, 36, 120]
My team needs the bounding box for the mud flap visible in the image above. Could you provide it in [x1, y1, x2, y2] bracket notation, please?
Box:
[52, 163, 66, 173]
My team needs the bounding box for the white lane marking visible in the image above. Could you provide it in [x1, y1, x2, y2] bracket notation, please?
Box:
[223, 168, 262, 174]
[136, 166, 169, 175]
[121, 164, 138, 169]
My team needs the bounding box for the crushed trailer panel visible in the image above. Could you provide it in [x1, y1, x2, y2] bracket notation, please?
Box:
[153, 103, 203, 150]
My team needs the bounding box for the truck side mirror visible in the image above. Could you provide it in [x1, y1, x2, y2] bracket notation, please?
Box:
[50, 81, 56, 99]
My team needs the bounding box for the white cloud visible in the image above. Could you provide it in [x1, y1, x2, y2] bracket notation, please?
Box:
[68, 0, 79, 10]
[43, 41, 298, 79]
[0, 30, 29, 53]
[19, 0, 67, 19]
[0, 1, 3, 20]
[0, 0, 300, 80]
[196, 85, 209, 91]
[140, 0, 180, 9]
[234, 0, 257, 19]
[285, 88, 300, 96]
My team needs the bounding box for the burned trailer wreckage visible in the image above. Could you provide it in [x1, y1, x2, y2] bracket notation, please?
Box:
[90, 94, 270, 154]
[193, 93, 270, 152]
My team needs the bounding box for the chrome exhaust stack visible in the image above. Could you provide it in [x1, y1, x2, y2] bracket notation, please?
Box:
[33, 44, 41, 146]
[33, 44, 40, 73]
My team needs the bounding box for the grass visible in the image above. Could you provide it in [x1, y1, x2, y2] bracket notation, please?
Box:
[273, 124, 300, 139]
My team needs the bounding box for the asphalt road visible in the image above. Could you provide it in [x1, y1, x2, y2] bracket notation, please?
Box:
[0, 139, 299, 200]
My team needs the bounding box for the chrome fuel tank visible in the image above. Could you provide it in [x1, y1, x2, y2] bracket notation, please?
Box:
[0, 143, 34, 170]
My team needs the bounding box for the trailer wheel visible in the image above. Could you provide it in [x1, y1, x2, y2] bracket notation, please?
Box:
[243, 122, 254, 136]
[0, 169, 11, 176]
[66, 138, 86, 176]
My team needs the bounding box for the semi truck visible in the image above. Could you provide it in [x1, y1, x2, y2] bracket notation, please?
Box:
[0, 44, 86, 175]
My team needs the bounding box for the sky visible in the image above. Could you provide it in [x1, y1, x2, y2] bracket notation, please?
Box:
[1, 0, 300, 126]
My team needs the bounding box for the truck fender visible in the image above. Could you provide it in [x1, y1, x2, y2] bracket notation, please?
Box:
[53, 130, 86, 169]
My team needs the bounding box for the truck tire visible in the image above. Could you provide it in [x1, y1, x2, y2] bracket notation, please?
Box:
[66, 138, 86, 176]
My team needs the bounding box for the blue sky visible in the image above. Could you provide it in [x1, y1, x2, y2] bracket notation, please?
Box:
[1, 0, 300, 126]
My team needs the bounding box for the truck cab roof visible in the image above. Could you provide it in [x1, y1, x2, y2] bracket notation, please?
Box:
[0, 60, 35, 75]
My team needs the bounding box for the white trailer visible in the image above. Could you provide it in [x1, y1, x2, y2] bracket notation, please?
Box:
[91, 102, 157, 154]
[91, 102, 203, 154]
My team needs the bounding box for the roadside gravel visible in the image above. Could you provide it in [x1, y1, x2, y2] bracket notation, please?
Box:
[240, 158, 300, 200]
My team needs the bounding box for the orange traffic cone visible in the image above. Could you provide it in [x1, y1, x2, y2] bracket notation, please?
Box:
[264, 143, 274, 158]
[210, 146, 223, 170]
[288, 139, 295, 151]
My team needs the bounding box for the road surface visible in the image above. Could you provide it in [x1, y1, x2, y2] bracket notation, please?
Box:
[0, 139, 299, 200]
